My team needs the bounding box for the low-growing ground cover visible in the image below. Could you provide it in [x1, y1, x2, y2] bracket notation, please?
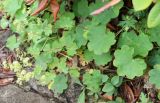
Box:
[0, 0, 160, 102]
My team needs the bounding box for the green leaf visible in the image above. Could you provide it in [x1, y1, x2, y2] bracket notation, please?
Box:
[139, 92, 150, 103]
[69, 68, 80, 78]
[28, 0, 39, 14]
[102, 75, 109, 83]
[50, 74, 68, 94]
[113, 45, 147, 79]
[27, 43, 42, 57]
[148, 2, 160, 28]
[83, 70, 102, 93]
[55, 12, 75, 30]
[33, 66, 43, 78]
[35, 53, 52, 70]
[93, 53, 112, 66]
[148, 25, 160, 46]
[27, 21, 43, 43]
[102, 82, 115, 94]
[73, 0, 89, 18]
[3, 0, 23, 16]
[89, 0, 123, 24]
[66, 43, 78, 56]
[118, 31, 153, 57]
[48, 57, 59, 69]
[39, 72, 56, 85]
[149, 64, 160, 89]
[147, 49, 160, 66]
[77, 90, 85, 103]
[111, 76, 122, 87]
[57, 58, 69, 74]
[60, 31, 78, 56]
[87, 26, 116, 55]
[6, 35, 20, 50]
[84, 50, 112, 66]
[49, 40, 63, 53]
[11, 19, 28, 35]
[75, 26, 87, 47]
[15, 5, 28, 20]
[132, 0, 152, 11]
[43, 20, 52, 36]
[118, 16, 137, 30]
[107, 97, 125, 103]
[0, 17, 9, 29]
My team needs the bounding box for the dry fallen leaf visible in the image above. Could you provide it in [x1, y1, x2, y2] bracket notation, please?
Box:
[0, 78, 14, 86]
[50, 0, 60, 21]
[27, 0, 60, 21]
[31, 0, 49, 16]
[90, 0, 121, 15]
[101, 94, 113, 101]
[122, 83, 135, 103]
[25, 0, 35, 5]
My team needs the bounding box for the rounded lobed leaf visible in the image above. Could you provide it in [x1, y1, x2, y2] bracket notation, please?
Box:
[118, 32, 153, 57]
[148, 2, 160, 28]
[149, 65, 160, 89]
[132, 0, 152, 11]
[113, 45, 147, 79]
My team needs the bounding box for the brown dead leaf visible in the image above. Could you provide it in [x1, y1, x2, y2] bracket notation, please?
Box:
[121, 83, 135, 103]
[130, 78, 144, 101]
[101, 94, 113, 101]
[0, 68, 15, 79]
[31, 0, 49, 16]
[25, 0, 35, 5]
[29, 0, 60, 21]
[50, 0, 60, 21]
[66, 56, 78, 67]
[7, 54, 14, 64]
[107, 23, 117, 31]
[25, 0, 60, 21]
[90, 0, 121, 15]
[0, 78, 14, 86]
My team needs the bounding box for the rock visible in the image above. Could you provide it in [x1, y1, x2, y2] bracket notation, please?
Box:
[28, 79, 68, 103]
[64, 78, 82, 103]
[0, 30, 11, 44]
[0, 84, 56, 103]
[28, 79, 54, 98]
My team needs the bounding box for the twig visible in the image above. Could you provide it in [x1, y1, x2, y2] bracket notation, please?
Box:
[0, 46, 5, 51]
[41, 37, 49, 51]
[58, 52, 73, 60]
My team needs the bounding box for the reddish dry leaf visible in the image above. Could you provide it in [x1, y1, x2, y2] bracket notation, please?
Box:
[25, 0, 35, 5]
[3, 70, 14, 75]
[123, 83, 135, 103]
[31, 0, 49, 16]
[0, 68, 15, 79]
[66, 56, 78, 67]
[0, 68, 14, 74]
[130, 78, 144, 100]
[101, 94, 113, 101]
[107, 23, 117, 31]
[66, 59, 73, 67]
[7, 54, 14, 64]
[25, 0, 32, 3]
[0, 78, 14, 86]
[28, 0, 60, 21]
[50, 0, 60, 21]
[90, 0, 121, 15]
[0, 73, 15, 79]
